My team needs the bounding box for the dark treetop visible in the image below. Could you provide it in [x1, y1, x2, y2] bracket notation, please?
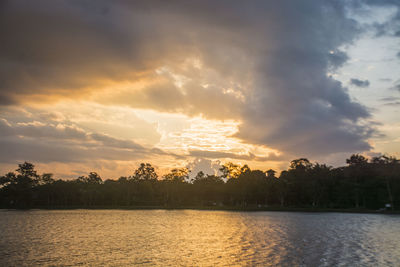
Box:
[0, 155, 399, 211]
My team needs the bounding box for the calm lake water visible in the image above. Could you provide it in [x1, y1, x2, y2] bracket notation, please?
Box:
[0, 210, 399, 266]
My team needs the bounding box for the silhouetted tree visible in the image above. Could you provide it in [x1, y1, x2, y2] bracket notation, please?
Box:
[162, 168, 190, 205]
[88, 172, 103, 184]
[163, 168, 189, 182]
[131, 163, 158, 181]
[346, 154, 368, 208]
[266, 169, 276, 179]
[5, 162, 41, 207]
[40, 173, 55, 185]
[371, 155, 399, 210]
[220, 162, 241, 179]
[0, 156, 399, 210]
[290, 158, 312, 171]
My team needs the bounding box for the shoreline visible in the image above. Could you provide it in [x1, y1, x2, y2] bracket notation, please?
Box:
[1, 206, 399, 215]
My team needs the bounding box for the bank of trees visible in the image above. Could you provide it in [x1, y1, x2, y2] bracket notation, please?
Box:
[0, 154, 399, 210]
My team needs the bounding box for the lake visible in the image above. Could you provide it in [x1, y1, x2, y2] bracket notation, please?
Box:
[0, 210, 399, 266]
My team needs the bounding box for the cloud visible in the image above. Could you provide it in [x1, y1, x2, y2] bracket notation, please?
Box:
[100, 76, 244, 120]
[0, 117, 176, 164]
[188, 150, 283, 162]
[383, 101, 400, 106]
[380, 96, 400, 102]
[0, 0, 179, 104]
[365, 1, 400, 37]
[380, 95, 400, 107]
[231, 1, 374, 156]
[0, 0, 383, 159]
[391, 82, 400, 91]
[328, 50, 349, 69]
[350, 78, 370, 87]
[186, 158, 221, 179]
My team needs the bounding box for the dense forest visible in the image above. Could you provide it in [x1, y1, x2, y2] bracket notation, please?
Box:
[0, 154, 399, 211]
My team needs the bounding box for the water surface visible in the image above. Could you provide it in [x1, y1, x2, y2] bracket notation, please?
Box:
[0, 210, 399, 266]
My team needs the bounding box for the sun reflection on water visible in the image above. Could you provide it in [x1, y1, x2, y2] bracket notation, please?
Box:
[0, 210, 399, 266]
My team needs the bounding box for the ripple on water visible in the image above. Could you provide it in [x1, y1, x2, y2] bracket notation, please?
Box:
[0, 210, 399, 266]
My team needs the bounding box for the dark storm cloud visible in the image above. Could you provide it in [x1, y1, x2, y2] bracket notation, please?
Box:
[0, 0, 189, 103]
[327, 50, 349, 70]
[350, 78, 370, 87]
[233, 1, 375, 156]
[0, 0, 391, 159]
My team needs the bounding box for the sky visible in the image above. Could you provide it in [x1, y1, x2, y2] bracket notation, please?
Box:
[0, 0, 400, 179]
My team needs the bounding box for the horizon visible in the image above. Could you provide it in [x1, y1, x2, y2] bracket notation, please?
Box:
[1, 1, 400, 180]
[1, 152, 398, 181]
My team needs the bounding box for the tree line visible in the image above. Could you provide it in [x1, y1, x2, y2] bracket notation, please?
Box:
[0, 154, 399, 210]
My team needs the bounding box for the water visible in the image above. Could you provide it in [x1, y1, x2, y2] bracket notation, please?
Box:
[0, 210, 399, 266]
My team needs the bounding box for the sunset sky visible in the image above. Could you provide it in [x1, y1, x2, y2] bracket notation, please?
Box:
[1, 0, 400, 179]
